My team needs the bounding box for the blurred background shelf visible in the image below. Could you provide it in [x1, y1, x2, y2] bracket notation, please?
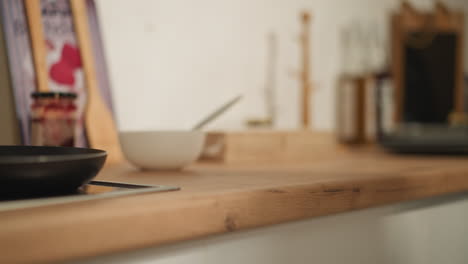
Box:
[200, 130, 345, 164]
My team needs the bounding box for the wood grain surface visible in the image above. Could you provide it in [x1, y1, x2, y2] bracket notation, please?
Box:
[70, 0, 123, 163]
[24, 0, 49, 92]
[1, 147, 468, 263]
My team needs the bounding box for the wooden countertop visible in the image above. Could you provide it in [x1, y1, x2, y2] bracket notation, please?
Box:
[1, 148, 468, 263]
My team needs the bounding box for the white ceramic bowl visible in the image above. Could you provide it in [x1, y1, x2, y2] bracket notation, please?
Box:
[119, 131, 205, 170]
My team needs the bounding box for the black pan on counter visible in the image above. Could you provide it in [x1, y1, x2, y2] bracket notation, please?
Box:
[0, 146, 107, 199]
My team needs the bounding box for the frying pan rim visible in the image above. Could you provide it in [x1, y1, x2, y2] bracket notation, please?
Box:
[0, 146, 107, 164]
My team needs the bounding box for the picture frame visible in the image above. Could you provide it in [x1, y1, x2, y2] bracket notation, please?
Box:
[391, 2, 465, 123]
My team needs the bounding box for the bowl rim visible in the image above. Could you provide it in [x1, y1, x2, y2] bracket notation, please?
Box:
[119, 130, 205, 136]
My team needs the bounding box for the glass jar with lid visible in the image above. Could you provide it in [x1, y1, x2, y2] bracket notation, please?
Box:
[30, 92, 77, 147]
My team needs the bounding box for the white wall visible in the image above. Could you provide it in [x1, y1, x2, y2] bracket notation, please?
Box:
[96, 0, 468, 132]
[71, 192, 468, 264]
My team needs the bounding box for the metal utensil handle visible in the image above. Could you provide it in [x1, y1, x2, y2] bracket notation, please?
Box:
[192, 95, 242, 130]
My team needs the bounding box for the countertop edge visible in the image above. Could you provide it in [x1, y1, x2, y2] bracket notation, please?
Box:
[1, 165, 468, 263]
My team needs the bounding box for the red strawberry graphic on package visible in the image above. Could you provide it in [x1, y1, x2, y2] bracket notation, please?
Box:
[49, 43, 82, 86]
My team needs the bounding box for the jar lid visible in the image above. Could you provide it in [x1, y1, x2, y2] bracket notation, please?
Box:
[31, 92, 77, 99]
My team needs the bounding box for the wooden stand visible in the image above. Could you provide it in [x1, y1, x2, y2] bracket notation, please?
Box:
[300, 11, 312, 129]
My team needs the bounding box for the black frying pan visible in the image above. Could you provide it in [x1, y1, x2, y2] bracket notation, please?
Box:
[0, 146, 107, 199]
